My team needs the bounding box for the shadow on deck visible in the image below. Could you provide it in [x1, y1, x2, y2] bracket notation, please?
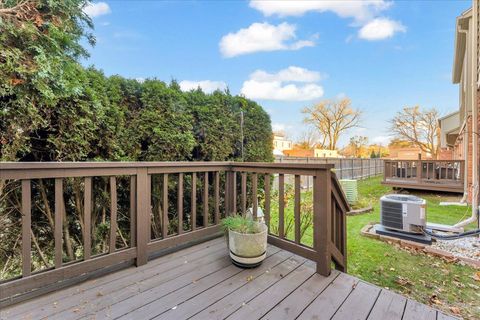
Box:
[1, 238, 456, 320]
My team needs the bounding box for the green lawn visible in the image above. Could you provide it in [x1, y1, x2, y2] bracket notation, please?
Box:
[269, 175, 480, 319]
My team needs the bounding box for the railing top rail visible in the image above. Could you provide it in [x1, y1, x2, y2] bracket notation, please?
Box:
[233, 162, 334, 169]
[0, 161, 335, 180]
[1, 161, 334, 171]
[384, 159, 465, 163]
[0, 161, 232, 170]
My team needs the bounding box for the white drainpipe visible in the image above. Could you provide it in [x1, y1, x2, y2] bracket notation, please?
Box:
[460, 120, 469, 203]
[455, 17, 479, 228]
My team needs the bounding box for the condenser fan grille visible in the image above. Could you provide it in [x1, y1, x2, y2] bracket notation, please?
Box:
[381, 201, 403, 230]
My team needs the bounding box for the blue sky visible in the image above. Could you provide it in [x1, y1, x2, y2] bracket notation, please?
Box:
[82, 0, 471, 148]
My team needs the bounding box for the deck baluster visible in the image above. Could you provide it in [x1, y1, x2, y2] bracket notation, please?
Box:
[21, 180, 31, 277]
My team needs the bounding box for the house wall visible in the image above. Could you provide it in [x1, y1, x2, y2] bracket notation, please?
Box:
[387, 147, 430, 160]
[313, 149, 338, 158]
[283, 149, 314, 157]
[451, 6, 477, 204]
[273, 135, 293, 153]
[438, 149, 453, 160]
[453, 108, 480, 203]
[439, 112, 461, 148]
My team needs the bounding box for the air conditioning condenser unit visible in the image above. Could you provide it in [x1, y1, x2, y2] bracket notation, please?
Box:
[380, 194, 426, 234]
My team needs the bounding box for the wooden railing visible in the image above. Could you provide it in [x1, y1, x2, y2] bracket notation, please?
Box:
[0, 162, 349, 306]
[275, 156, 384, 180]
[383, 159, 465, 191]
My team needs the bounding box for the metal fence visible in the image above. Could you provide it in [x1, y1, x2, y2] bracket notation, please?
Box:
[274, 156, 384, 180]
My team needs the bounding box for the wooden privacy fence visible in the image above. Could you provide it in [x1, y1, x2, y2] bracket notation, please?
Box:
[383, 159, 465, 193]
[275, 156, 384, 180]
[0, 162, 349, 306]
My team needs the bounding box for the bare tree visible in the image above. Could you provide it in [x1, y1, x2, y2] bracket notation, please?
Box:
[389, 106, 440, 158]
[295, 129, 319, 149]
[302, 98, 362, 150]
[349, 136, 369, 158]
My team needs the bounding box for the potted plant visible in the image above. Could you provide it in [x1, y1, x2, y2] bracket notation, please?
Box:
[222, 215, 268, 268]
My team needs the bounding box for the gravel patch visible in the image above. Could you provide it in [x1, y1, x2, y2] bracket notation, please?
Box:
[432, 236, 480, 261]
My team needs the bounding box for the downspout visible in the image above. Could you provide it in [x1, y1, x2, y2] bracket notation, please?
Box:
[461, 120, 468, 203]
[456, 14, 480, 228]
[459, 25, 469, 204]
[460, 119, 468, 203]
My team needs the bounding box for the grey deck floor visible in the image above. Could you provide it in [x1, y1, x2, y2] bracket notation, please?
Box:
[1, 238, 457, 320]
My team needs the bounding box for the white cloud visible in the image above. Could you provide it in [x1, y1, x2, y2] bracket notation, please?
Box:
[250, 66, 323, 83]
[358, 18, 406, 40]
[241, 80, 324, 101]
[219, 22, 314, 58]
[249, 1, 405, 42]
[179, 80, 227, 93]
[83, 2, 111, 18]
[241, 66, 324, 101]
[249, 0, 391, 23]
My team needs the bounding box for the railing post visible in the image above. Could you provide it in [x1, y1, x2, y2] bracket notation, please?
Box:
[136, 168, 150, 266]
[313, 169, 331, 276]
[416, 160, 422, 184]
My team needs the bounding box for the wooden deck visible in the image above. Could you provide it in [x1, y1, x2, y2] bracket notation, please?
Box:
[0, 238, 456, 320]
[382, 178, 464, 193]
[383, 160, 465, 193]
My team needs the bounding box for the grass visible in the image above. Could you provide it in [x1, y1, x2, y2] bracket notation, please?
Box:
[269, 175, 480, 319]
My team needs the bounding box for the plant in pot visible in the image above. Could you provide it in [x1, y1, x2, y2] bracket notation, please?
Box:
[221, 215, 268, 268]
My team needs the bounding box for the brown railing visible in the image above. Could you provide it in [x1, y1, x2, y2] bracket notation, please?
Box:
[0, 162, 349, 306]
[383, 159, 465, 192]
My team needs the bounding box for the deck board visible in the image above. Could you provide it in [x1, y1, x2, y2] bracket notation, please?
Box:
[112, 247, 285, 319]
[1, 237, 455, 320]
[297, 272, 359, 320]
[226, 262, 315, 320]
[367, 289, 407, 320]
[261, 270, 340, 320]
[331, 281, 381, 320]
[30, 244, 229, 320]
[402, 299, 437, 320]
[162, 254, 306, 320]
[4, 237, 225, 319]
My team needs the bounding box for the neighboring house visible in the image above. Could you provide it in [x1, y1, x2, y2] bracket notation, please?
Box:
[283, 148, 338, 158]
[387, 146, 431, 160]
[272, 133, 293, 156]
[438, 111, 460, 160]
[314, 149, 338, 158]
[449, 3, 479, 225]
